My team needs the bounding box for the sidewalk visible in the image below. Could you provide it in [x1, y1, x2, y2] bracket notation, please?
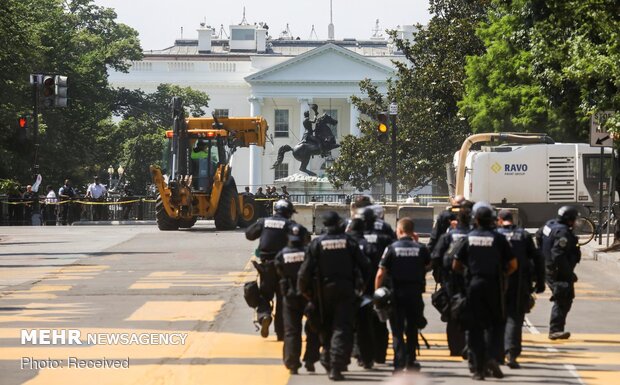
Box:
[581, 235, 620, 268]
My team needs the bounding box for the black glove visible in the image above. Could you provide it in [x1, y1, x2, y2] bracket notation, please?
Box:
[535, 282, 546, 294]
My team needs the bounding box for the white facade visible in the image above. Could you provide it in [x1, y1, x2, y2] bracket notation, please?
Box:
[108, 24, 407, 191]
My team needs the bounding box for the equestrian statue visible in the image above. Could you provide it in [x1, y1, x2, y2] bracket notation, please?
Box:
[272, 104, 340, 177]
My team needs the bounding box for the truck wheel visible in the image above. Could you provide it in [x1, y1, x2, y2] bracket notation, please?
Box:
[156, 194, 179, 231]
[238, 196, 259, 228]
[179, 217, 198, 229]
[214, 184, 239, 230]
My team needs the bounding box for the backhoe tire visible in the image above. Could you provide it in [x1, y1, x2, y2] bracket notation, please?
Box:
[179, 217, 198, 229]
[238, 196, 260, 228]
[214, 183, 239, 230]
[156, 194, 179, 231]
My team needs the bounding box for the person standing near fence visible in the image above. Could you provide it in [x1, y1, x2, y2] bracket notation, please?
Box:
[58, 179, 76, 225]
[44, 185, 58, 226]
[85, 176, 107, 221]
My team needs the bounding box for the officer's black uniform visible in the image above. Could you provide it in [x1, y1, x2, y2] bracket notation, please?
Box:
[535, 206, 580, 339]
[379, 235, 430, 370]
[360, 210, 394, 366]
[274, 224, 320, 374]
[245, 200, 295, 340]
[454, 206, 515, 380]
[497, 210, 545, 367]
[432, 224, 470, 356]
[428, 209, 456, 254]
[298, 212, 370, 381]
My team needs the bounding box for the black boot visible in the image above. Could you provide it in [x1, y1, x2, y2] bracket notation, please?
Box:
[506, 353, 520, 369]
[328, 368, 344, 381]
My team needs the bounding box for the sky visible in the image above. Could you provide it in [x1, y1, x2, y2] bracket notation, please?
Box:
[93, 0, 432, 51]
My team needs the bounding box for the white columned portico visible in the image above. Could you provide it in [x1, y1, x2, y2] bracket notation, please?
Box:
[249, 96, 264, 189]
[350, 102, 360, 137]
[298, 97, 313, 139]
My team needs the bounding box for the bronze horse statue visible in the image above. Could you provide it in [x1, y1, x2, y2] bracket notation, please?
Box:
[272, 109, 339, 177]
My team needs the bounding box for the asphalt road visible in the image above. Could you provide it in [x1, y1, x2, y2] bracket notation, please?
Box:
[1, 224, 619, 385]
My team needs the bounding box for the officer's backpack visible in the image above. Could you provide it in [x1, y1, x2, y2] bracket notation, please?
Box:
[243, 280, 260, 308]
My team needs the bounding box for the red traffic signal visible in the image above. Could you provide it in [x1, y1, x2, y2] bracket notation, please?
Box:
[18, 116, 28, 129]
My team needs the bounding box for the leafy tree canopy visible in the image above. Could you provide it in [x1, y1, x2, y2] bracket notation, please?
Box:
[329, 0, 490, 192]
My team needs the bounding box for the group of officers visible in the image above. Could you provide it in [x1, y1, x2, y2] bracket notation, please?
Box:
[245, 195, 581, 381]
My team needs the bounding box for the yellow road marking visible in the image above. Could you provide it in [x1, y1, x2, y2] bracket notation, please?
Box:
[126, 301, 224, 322]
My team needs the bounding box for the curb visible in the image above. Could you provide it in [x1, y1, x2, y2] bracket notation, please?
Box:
[72, 220, 156, 226]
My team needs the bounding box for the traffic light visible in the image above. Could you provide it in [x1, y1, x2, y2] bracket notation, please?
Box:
[17, 115, 28, 141]
[41, 74, 68, 107]
[54, 75, 68, 107]
[377, 112, 389, 144]
[42, 75, 55, 107]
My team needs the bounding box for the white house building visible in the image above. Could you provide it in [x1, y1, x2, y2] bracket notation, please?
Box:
[108, 21, 415, 192]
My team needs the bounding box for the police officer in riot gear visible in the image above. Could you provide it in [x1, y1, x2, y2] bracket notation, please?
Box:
[429, 195, 465, 253]
[359, 208, 394, 367]
[245, 199, 296, 340]
[375, 217, 431, 372]
[298, 211, 370, 381]
[497, 209, 545, 368]
[431, 201, 473, 357]
[274, 224, 319, 374]
[453, 204, 517, 381]
[536, 206, 581, 340]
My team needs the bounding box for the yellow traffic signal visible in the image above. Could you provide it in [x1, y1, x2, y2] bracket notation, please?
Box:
[377, 112, 389, 143]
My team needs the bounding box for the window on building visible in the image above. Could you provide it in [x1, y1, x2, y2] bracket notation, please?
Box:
[274, 163, 288, 180]
[213, 109, 229, 118]
[231, 29, 255, 40]
[323, 109, 338, 137]
[274, 109, 289, 138]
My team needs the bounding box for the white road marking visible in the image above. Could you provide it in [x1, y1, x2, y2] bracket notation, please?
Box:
[524, 317, 586, 385]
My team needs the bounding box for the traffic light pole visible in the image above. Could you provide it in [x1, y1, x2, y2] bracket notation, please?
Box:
[32, 78, 40, 178]
[390, 111, 397, 202]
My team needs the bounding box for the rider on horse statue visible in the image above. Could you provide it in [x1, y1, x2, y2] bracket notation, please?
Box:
[273, 103, 340, 177]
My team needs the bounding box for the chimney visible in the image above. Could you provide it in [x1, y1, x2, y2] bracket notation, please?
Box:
[256, 28, 267, 53]
[197, 25, 214, 53]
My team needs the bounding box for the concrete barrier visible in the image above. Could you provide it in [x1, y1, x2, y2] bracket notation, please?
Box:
[383, 205, 399, 229]
[293, 204, 314, 231]
[313, 204, 350, 234]
[398, 206, 434, 235]
[428, 202, 449, 222]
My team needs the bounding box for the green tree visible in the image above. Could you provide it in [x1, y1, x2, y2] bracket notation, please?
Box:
[0, 0, 142, 189]
[460, 0, 620, 141]
[96, 84, 210, 193]
[329, 0, 490, 192]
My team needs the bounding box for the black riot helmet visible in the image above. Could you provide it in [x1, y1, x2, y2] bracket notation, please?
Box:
[557, 206, 579, 224]
[274, 199, 296, 218]
[322, 211, 345, 233]
[473, 202, 495, 229]
[372, 287, 392, 322]
[288, 223, 307, 246]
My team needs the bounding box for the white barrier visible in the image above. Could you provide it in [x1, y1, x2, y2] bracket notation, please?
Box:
[293, 204, 315, 232]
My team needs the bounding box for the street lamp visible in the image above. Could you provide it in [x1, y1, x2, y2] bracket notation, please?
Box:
[107, 165, 114, 189]
[117, 165, 125, 186]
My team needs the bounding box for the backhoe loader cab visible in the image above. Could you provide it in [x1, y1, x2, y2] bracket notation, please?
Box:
[151, 97, 268, 231]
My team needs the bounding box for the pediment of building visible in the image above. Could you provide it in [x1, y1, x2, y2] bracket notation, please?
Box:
[245, 43, 394, 84]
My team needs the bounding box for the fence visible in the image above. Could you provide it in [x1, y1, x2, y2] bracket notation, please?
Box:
[1, 193, 451, 226]
[0, 195, 157, 226]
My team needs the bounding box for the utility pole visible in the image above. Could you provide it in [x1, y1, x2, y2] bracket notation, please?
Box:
[389, 101, 398, 202]
[30, 74, 41, 179]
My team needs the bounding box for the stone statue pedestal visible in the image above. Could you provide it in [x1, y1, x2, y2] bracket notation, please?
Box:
[274, 172, 344, 202]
